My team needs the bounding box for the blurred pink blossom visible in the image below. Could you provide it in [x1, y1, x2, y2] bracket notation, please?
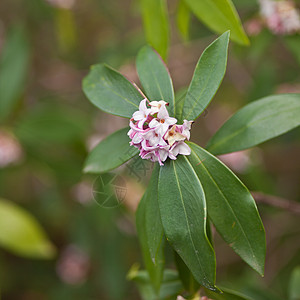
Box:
[45, 0, 75, 9]
[259, 0, 300, 34]
[245, 18, 263, 36]
[276, 83, 300, 94]
[0, 130, 23, 168]
[71, 181, 93, 205]
[56, 245, 90, 285]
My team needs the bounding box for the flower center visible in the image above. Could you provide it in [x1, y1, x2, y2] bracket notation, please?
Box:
[160, 119, 165, 123]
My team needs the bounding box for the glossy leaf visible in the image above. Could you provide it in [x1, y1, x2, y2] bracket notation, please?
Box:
[176, 0, 191, 41]
[187, 143, 266, 275]
[82, 64, 144, 118]
[206, 94, 300, 155]
[139, 0, 169, 59]
[144, 165, 165, 265]
[128, 267, 183, 300]
[205, 286, 253, 300]
[174, 251, 199, 294]
[0, 198, 56, 259]
[180, 32, 230, 122]
[136, 46, 175, 116]
[0, 26, 30, 121]
[136, 170, 165, 293]
[84, 127, 138, 174]
[158, 156, 217, 291]
[183, 0, 249, 45]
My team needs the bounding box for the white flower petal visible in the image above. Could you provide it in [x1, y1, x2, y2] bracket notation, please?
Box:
[159, 149, 169, 162]
[149, 119, 159, 128]
[166, 117, 177, 126]
[157, 104, 169, 119]
[171, 142, 191, 157]
[132, 133, 143, 144]
[133, 111, 145, 121]
[139, 99, 148, 111]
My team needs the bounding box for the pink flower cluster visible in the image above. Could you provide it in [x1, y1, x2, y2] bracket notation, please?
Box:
[259, 0, 300, 35]
[128, 99, 193, 166]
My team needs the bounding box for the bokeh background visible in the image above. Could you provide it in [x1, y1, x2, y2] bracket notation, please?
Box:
[0, 0, 299, 299]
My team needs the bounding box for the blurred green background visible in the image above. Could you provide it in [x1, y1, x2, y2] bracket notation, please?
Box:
[0, 0, 299, 299]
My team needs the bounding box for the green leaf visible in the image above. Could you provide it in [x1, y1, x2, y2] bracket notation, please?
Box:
[158, 156, 217, 291]
[0, 198, 56, 259]
[128, 267, 183, 300]
[174, 251, 199, 294]
[206, 94, 300, 155]
[176, 0, 191, 41]
[136, 167, 165, 293]
[0, 26, 30, 121]
[180, 32, 230, 122]
[139, 0, 169, 59]
[187, 143, 266, 275]
[82, 64, 144, 118]
[183, 0, 249, 45]
[84, 127, 138, 174]
[205, 286, 254, 300]
[289, 266, 300, 300]
[144, 165, 165, 266]
[136, 45, 175, 116]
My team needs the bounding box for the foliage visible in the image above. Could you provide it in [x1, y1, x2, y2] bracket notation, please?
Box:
[83, 32, 300, 298]
[0, 0, 299, 299]
[0, 26, 30, 122]
[139, 0, 249, 58]
[0, 198, 55, 259]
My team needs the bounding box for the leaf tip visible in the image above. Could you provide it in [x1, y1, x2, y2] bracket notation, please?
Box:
[82, 162, 92, 174]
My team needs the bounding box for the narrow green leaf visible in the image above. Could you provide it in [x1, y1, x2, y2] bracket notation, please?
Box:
[136, 170, 165, 293]
[174, 251, 199, 294]
[158, 156, 217, 291]
[183, 0, 249, 45]
[206, 94, 300, 155]
[0, 26, 30, 121]
[174, 88, 188, 122]
[176, 0, 191, 41]
[128, 267, 183, 300]
[136, 46, 175, 116]
[206, 217, 213, 247]
[187, 143, 266, 275]
[289, 266, 300, 300]
[139, 0, 169, 59]
[180, 32, 230, 122]
[82, 64, 144, 118]
[0, 198, 56, 259]
[145, 165, 165, 266]
[84, 127, 138, 174]
[205, 286, 254, 300]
